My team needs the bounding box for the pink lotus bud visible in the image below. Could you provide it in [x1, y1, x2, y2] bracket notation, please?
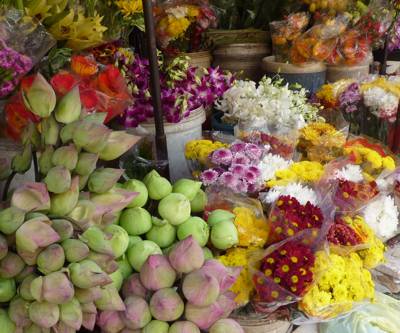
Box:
[99, 131, 141, 161]
[73, 119, 112, 153]
[69, 259, 112, 289]
[122, 273, 148, 299]
[121, 329, 141, 333]
[16, 248, 41, 266]
[122, 296, 152, 330]
[97, 311, 125, 333]
[19, 274, 37, 301]
[62, 239, 90, 263]
[38, 145, 54, 175]
[0, 252, 25, 278]
[15, 266, 35, 283]
[0, 234, 7, 260]
[140, 255, 176, 291]
[0, 207, 25, 235]
[52, 144, 79, 171]
[88, 168, 124, 194]
[217, 292, 238, 318]
[80, 226, 114, 256]
[49, 176, 80, 216]
[37, 244, 65, 274]
[182, 270, 220, 307]
[209, 319, 244, 333]
[44, 166, 71, 194]
[169, 321, 201, 333]
[30, 272, 74, 304]
[41, 114, 59, 146]
[28, 301, 60, 329]
[200, 260, 242, 293]
[11, 183, 50, 212]
[91, 188, 138, 215]
[87, 251, 118, 274]
[60, 297, 82, 330]
[54, 321, 76, 333]
[185, 302, 225, 330]
[82, 312, 97, 331]
[67, 199, 96, 230]
[8, 296, 31, 328]
[168, 236, 204, 274]
[75, 152, 99, 176]
[95, 284, 126, 312]
[149, 288, 184, 322]
[51, 219, 74, 242]
[60, 122, 78, 144]
[74, 286, 102, 303]
[55, 86, 82, 124]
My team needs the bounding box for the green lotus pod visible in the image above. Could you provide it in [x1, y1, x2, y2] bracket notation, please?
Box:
[22, 73, 56, 118]
[117, 256, 133, 280]
[0, 207, 25, 235]
[69, 259, 112, 289]
[38, 146, 54, 175]
[61, 239, 89, 263]
[0, 234, 7, 261]
[60, 121, 78, 144]
[19, 274, 37, 301]
[28, 301, 60, 329]
[36, 244, 65, 274]
[11, 182, 51, 212]
[74, 286, 101, 304]
[207, 209, 235, 227]
[0, 308, 16, 333]
[8, 296, 31, 328]
[44, 166, 71, 194]
[110, 269, 124, 291]
[145, 170, 172, 200]
[0, 252, 25, 278]
[60, 297, 82, 330]
[87, 251, 118, 274]
[80, 226, 114, 256]
[202, 247, 214, 260]
[146, 222, 176, 249]
[143, 320, 169, 333]
[123, 179, 148, 208]
[104, 225, 129, 258]
[75, 152, 98, 176]
[95, 284, 126, 311]
[172, 179, 202, 201]
[52, 144, 78, 171]
[177, 217, 210, 247]
[158, 193, 191, 226]
[55, 86, 82, 124]
[41, 114, 59, 146]
[30, 272, 74, 304]
[99, 131, 141, 161]
[190, 189, 207, 213]
[73, 119, 111, 153]
[88, 168, 124, 194]
[11, 144, 32, 174]
[49, 176, 79, 216]
[120, 207, 152, 236]
[51, 219, 73, 242]
[211, 220, 239, 250]
[127, 240, 162, 272]
[0, 278, 16, 302]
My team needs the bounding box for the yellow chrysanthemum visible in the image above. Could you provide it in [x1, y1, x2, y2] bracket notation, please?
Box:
[115, 0, 143, 17]
[185, 140, 227, 164]
[166, 16, 191, 39]
[316, 84, 336, 106]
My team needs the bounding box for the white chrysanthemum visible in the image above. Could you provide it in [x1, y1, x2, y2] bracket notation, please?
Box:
[261, 183, 318, 206]
[334, 164, 364, 183]
[363, 87, 399, 121]
[363, 195, 399, 241]
[258, 153, 292, 182]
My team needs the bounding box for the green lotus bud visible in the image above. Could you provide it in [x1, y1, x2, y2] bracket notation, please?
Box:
[49, 176, 79, 216]
[209, 319, 244, 333]
[110, 269, 124, 291]
[117, 256, 133, 280]
[78, 174, 89, 191]
[0, 252, 25, 278]
[17, 248, 41, 266]
[127, 240, 162, 272]
[128, 236, 142, 249]
[74, 286, 101, 304]
[0, 207, 25, 235]
[0, 308, 16, 333]
[54, 321, 77, 333]
[73, 119, 111, 153]
[51, 219, 73, 242]
[69, 259, 112, 289]
[36, 244, 65, 274]
[62, 239, 89, 263]
[0, 234, 7, 261]
[22, 73, 56, 118]
[25, 212, 48, 220]
[124, 179, 148, 208]
[0, 157, 11, 181]
[24, 323, 45, 333]
[190, 189, 207, 213]
[146, 221, 176, 249]
[11, 182, 51, 212]
[85, 112, 108, 123]
[207, 209, 235, 227]
[158, 193, 191, 226]
[173, 179, 202, 201]
[38, 146, 54, 175]
[177, 217, 209, 247]
[21, 122, 41, 149]
[80, 226, 114, 256]
[144, 170, 172, 200]
[75, 152, 98, 176]
[52, 144, 78, 171]
[41, 115, 59, 146]
[30, 271, 74, 304]
[99, 131, 141, 161]
[15, 265, 35, 283]
[87, 251, 119, 274]
[19, 274, 37, 301]
[60, 297, 82, 330]
[202, 247, 214, 260]
[8, 296, 31, 328]
[169, 321, 200, 333]
[88, 168, 124, 194]
[95, 284, 126, 311]
[120, 207, 152, 236]
[0, 278, 16, 302]
[28, 301, 60, 328]
[60, 121, 78, 144]
[143, 320, 169, 333]
[105, 225, 129, 258]
[11, 144, 32, 174]
[55, 86, 82, 124]
[211, 220, 238, 250]
[44, 166, 71, 194]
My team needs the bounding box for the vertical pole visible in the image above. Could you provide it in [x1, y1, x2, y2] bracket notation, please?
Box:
[380, 35, 389, 75]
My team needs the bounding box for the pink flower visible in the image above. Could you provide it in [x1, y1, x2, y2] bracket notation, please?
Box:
[232, 153, 250, 165]
[230, 142, 246, 154]
[245, 143, 263, 161]
[200, 169, 219, 185]
[243, 170, 259, 184]
[219, 172, 238, 189]
[211, 148, 233, 166]
[246, 165, 261, 177]
[229, 164, 246, 177]
[235, 179, 249, 193]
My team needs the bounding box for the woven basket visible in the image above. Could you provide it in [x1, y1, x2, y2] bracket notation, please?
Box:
[207, 29, 270, 47]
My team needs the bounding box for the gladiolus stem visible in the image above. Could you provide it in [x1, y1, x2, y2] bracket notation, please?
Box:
[2, 171, 16, 201]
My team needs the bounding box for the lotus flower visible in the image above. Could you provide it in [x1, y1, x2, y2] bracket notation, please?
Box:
[41, 114, 59, 146]
[60, 121, 78, 144]
[95, 284, 126, 311]
[49, 176, 79, 216]
[87, 251, 119, 274]
[36, 244, 65, 274]
[81, 303, 97, 331]
[61, 239, 89, 263]
[67, 199, 96, 230]
[69, 259, 112, 289]
[11, 182, 50, 212]
[146, 221, 176, 249]
[124, 179, 148, 208]
[144, 170, 172, 201]
[190, 189, 207, 213]
[210, 220, 239, 250]
[169, 321, 201, 333]
[73, 119, 111, 153]
[177, 217, 210, 247]
[15, 265, 35, 283]
[91, 188, 138, 215]
[122, 273, 148, 299]
[200, 260, 241, 293]
[51, 219, 74, 242]
[75, 152, 99, 176]
[38, 145, 54, 175]
[207, 209, 235, 227]
[28, 301, 60, 329]
[0, 207, 25, 235]
[0, 308, 16, 333]
[0, 252, 25, 278]
[97, 310, 125, 333]
[168, 236, 204, 273]
[88, 168, 124, 194]
[117, 256, 133, 280]
[19, 274, 36, 301]
[105, 224, 130, 258]
[123, 296, 152, 330]
[209, 319, 244, 333]
[80, 226, 114, 256]
[44, 166, 71, 194]
[11, 144, 32, 174]
[217, 292, 238, 318]
[30, 272, 74, 304]
[140, 255, 176, 290]
[185, 301, 224, 330]
[55, 86, 82, 124]
[52, 144, 78, 171]
[158, 193, 191, 226]
[120, 207, 152, 236]
[172, 179, 202, 201]
[127, 240, 162, 272]
[60, 297, 82, 330]
[74, 287, 102, 303]
[149, 288, 184, 322]
[143, 320, 170, 333]
[99, 131, 141, 161]
[8, 296, 31, 328]
[182, 270, 220, 307]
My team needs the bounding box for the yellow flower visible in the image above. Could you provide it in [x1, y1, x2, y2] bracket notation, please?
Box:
[166, 16, 191, 39]
[316, 84, 336, 106]
[184, 140, 227, 164]
[268, 161, 324, 187]
[186, 5, 200, 17]
[115, 0, 143, 17]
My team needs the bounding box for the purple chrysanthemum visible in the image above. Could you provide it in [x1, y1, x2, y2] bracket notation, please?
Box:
[243, 170, 259, 184]
[338, 82, 362, 114]
[230, 141, 247, 153]
[219, 172, 238, 188]
[235, 179, 249, 193]
[211, 148, 233, 166]
[246, 165, 262, 177]
[232, 153, 250, 166]
[200, 169, 219, 185]
[230, 164, 246, 177]
[244, 143, 263, 161]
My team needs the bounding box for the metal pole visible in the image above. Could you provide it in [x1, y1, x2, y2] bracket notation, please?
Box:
[142, 0, 169, 169]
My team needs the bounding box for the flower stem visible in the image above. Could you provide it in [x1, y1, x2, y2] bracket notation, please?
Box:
[16, 0, 24, 11]
[32, 151, 39, 182]
[2, 171, 16, 202]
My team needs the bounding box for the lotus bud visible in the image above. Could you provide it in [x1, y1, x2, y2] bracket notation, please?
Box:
[73, 119, 111, 153]
[0, 157, 11, 181]
[15, 266, 35, 283]
[207, 210, 235, 227]
[60, 122, 78, 144]
[8, 296, 31, 328]
[49, 176, 79, 216]
[140, 255, 176, 290]
[16, 217, 60, 255]
[127, 240, 162, 272]
[124, 180, 148, 208]
[123, 296, 152, 330]
[120, 207, 152, 236]
[149, 288, 184, 322]
[88, 168, 124, 194]
[80, 226, 114, 256]
[79, 174, 89, 191]
[38, 146, 54, 175]
[81, 302, 97, 331]
[87, 252, 118, 274]
[59, 297, 82, 330]
[19, 274, 37, 301]
[30, 272, 74, 304]
[173, 179, 202, 201]
[61, 239, 89, 263]
[177, 217, 209, 247]
[190, 189, 207, 213]
[217, 292, 238, 318]
[44, 166, 71, 194]
[121, 329, 141, 333]
[75, 152, 98, 176]
[0, 278, 16, 302]
[168, 236, 204, 274]
[28, 301, 59, 328]
[54, 321, 76, 333]
[200, 260, 241, 293]
[51, 219, 73, 242]
[128, 236, 142, 249]
[52, 144, 78, 171]
[11, 144, 32, 174]
[91, 188, 138, 214]
[36, 244, 65, 274]
[0, 252, 25, 278]
[143, 320, 169, 333]
[67, 199, 96, 230]
[22, 122, 41, 150]
[69, 260, 112, 289]
[110, 269, 124, 291]
[0, 308, 16, 333]
[55, 86, 82, 124]
[158, 193, 191, 226]
[41, 115, 59, 146]
[185, 302, 224, 330]
[23, 323, 44, 333]
[95, 284, 126, 311]
[73, 288, 99, 305]
[169, 321, 201, 333]
[0, 234, 7, 261]
[209, 319, 244, 333]
[0, 207, 25, 235]
[145, 171, 172, 200]
[211, 220, 239, 250]
[99, 131, 141, 161]
[183, 270, 220, 307]
[146, 221, 176, 248]
[98, 310, 125, 333]
[104, 225, 129, 259]
[11, 182, 51, 212]
[202, 248, 213, 260]
[122, 273, 148, 299]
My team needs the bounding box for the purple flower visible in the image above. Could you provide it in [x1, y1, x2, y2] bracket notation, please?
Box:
[211, 148, 233, 166]
[338, 83, 362, 114]
[200, 169, 219, 186]
[247, 183, 260, 194]
[246, 165, 261, 177]
[232, 153, 250, 165]
[230, 141, 247, 153]
[235, 179, 249, 193]
[219, 172, 238, 189]
[243, 170, 259, 184]
[389, 17, 400, 52]
[229, 164, 246, 177]
[244, 143, 263, 161]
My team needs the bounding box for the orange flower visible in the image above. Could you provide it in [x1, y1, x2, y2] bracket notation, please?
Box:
[71, 55, 98, 77]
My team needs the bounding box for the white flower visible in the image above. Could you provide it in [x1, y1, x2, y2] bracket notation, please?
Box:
[334, 164, 364, 183]
[258, 153, 292, 182]
[363, 87, 399, 122]
[166, 6, 188, 19]
[363, 195, 399, 241]
[260, 183, 318, 206]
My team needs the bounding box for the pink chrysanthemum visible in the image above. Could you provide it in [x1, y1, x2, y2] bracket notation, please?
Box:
[211, 148, 233, 166]
[200, 169, 219, 185]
